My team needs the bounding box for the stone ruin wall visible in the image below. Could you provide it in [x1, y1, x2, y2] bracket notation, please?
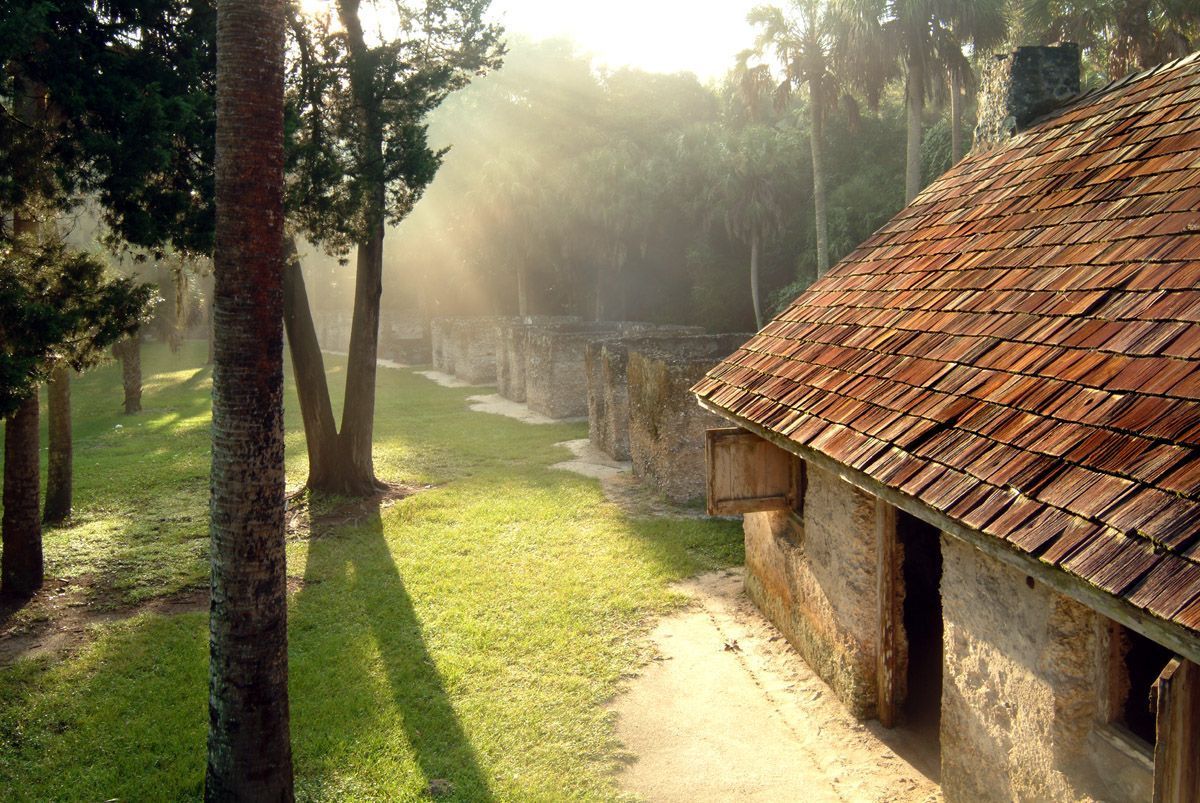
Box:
[625, 334, 749, 503]
[525, 322, 655, 419]
[447, 316, 507, 385]
[742, 466, 882, 718]
[586, 328, 704, 461]
[315, 311, 428, 364]
[496, 316, 579, 402]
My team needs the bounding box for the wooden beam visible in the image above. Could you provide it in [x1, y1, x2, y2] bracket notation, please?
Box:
[876, 499, 899, 728]
[696, 399, 1200, 667]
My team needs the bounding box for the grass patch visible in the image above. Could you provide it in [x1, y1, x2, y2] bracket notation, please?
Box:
[0, 341, 742, 800]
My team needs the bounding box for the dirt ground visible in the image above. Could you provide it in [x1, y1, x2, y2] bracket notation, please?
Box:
[610, 570, 942, 803]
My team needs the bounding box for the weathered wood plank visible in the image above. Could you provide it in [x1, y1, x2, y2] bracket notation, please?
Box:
[1154, 658, 1200, 803]
[705, 428, 795, 516]
[876, 499, 899, 729]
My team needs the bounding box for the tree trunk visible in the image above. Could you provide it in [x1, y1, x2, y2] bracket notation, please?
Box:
[750, 232, 763, 330]
[3, 206, 44, 598]
[43, 365, 72, 524]
[809, 82, 830, 277]
[905, 63, 923, 204]
[335, 0, 387, 496]
[337, 211, 385, 495]
[2, 395, 43, 598]
[115, 334, 143, 414]
[950, 69, 963, 165]
[594, 260, 605, 322]
[517, 261, 528, 317]
[283, 237, 341, 490]
[206, 0, 294, 799]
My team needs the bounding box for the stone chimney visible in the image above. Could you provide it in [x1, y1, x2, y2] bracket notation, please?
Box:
[972, 44, 1081, 154]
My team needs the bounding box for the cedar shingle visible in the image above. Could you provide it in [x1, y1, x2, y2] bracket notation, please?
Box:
[695, 52, 1200, 636]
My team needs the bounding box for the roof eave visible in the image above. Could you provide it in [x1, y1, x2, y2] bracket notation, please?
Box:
[695, 395, 1200, 665]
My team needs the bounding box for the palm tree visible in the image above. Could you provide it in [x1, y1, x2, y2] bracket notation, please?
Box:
[206, 0, 294, 798]
[839, 0, 1006, 201]
[706, 126, 789, 329]
[750, 1, 842, 276]
[1018, 0, 1199, 80]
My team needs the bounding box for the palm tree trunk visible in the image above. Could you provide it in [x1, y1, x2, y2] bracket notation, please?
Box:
[43, 365, 72, 524]
[283, 237, 341, 490]
[950, 69, 963, 164]
[206, 0, 294, 798]
[809, 83, 830, 277]
[750, 232, 763, 330]
[2, 395, 43, 599]
[905, 64, 924, 203]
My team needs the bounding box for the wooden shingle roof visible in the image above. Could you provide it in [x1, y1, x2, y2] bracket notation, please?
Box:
[694, 52, 1200, 634]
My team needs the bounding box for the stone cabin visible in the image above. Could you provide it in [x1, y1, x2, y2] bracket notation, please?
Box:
[693, 46, 1200, 801]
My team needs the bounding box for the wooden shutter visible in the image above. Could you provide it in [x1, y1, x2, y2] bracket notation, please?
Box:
[705, 428, 795, 516]
[1153, 658, 1200, 803]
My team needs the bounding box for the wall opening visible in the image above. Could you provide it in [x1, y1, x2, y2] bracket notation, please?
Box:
[1109, 622, 1175, 746]
[898, 509, 943, 747]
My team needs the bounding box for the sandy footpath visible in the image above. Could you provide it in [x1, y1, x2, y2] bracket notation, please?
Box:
[610, 570, 941, 803]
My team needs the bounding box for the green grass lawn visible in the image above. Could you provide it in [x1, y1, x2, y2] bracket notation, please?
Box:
[0, 341, 742, 801]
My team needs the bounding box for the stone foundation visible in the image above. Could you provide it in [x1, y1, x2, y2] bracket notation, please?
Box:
[625, 334, 749, 503]
[742, 466, 881, 717]
[525, 322, 654, 419]
[586, 328, 704, 460]
[496, 316, 579, 402]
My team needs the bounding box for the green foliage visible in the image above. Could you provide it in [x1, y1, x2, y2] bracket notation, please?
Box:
[285, 0, 505, 256]
[0, 0, 217, 254]
[0, 343, 743, 799]
[1015, 0, 1200, 81]
[0, 238, 154, 417]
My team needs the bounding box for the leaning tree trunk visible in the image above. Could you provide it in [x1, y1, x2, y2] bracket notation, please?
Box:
[905, 63, 924, 204]
[950, 69, 964, 165]
[3, 395, 43, 598]
[809, 82, 830, 278]
[206, 0, 294, 799]
[750, 232, 763, 330]
[283, 237, 342, 490]
[43, 365, 72, 524]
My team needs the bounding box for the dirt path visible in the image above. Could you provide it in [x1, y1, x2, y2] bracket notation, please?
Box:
[611, 569, 941, 803]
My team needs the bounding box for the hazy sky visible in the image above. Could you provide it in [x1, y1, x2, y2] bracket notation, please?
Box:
[487, 0, 760, 82]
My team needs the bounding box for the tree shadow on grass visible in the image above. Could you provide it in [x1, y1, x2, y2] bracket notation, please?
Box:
[295, 495, 494, 801]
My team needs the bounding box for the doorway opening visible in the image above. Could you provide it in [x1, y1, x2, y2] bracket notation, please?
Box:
[898, 508, 943, 746]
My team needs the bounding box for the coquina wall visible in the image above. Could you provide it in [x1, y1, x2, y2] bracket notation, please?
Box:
[940, 537, 1152, 802]
[743, 465, 882, 717]
[586, 328, 704, 460]
[626, 334, 748, 503]
[526, 323, 653, 419]
[446, 316, 506, 385]
[497, 316, 579, 402]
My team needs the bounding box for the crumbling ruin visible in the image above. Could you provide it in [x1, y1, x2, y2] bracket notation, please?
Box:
[626, 334, 748, 503]
[524, 322, 656, 419]
[496, 316, 579, 402]
[586, 328, 704, 460]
